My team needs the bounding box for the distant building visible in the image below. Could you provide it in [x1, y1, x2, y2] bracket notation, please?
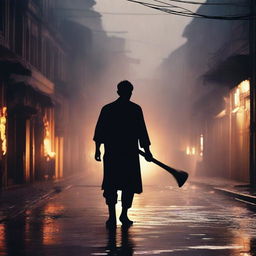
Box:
[193, 2, 250, 183]
[0, 0, 92, 188]
[158, 0, 250, 183]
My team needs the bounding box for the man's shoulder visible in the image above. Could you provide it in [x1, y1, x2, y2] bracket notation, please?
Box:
[101, 101, 116, 111]
[101, 100, 142, 111]
[129, 101, 143, 112]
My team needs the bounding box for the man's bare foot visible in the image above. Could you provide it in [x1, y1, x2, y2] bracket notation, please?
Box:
[106, 217, 117, 229]
[119, 214, 133, 226]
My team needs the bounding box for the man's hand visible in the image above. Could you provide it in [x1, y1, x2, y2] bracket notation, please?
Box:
[144, 151, 153, 162]
[95, 149, 101, 161]
[95, 142, 102, 161]
[143, 146, 153, 162]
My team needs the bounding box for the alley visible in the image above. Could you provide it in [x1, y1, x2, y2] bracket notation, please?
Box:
[0, 177, 256, 256]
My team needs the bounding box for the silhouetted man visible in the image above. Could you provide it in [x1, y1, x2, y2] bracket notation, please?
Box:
[94, 80, 153, 228]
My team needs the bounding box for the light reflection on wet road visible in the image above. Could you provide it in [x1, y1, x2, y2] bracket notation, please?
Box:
[1, 180, 256, 256]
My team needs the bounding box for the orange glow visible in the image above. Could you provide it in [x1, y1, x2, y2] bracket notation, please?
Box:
[43, 219, 59, 245]
[240, 80, 250, 94]
[200, 134, 203, 157]
[55, 137, 64, 179]
[140, 156, 155, 173]
[0, 224, 5, 249]
[116, 191, 122, 225]
[42, 203, 64, 245]
[231, 80, 250, 127]
[234, 88, 240, 108]
[44, 203, 65, 215]
[139, 140, 163, 182]
[186, 146, 196, 156]
[43, 118, 55, 161]
[232, 107, 240, 113]
[0, 107, 7, 155]
[232, 80, 250, 113]
[216, 109, 226, 118]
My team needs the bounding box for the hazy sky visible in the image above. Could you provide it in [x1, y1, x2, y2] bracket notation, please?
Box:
[94, 0, 197, 78]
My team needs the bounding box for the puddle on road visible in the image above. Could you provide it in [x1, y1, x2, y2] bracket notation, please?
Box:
[188, 245, 244, 250]
[133, 249, 179, 255]
[189, 233, 206, 236]
[91, 249, 187, 255]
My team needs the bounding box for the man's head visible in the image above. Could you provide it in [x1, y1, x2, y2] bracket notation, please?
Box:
[117, 80, 133, 101]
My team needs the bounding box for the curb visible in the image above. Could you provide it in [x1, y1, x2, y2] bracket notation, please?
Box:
[2, 184, 73, 222]
[213, 187, 256, 205]
[0, 175, 81, 223]
[190, 180, 256, 206]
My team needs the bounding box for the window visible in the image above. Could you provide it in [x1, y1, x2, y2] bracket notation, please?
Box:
[54, 50, 59, 81]
[30, 22, 39, 68]
[25, 23, 30, 61]
[14, 8, 23, 56]
[0, 1, 5, 33]
[45, 40, 51, 78]
[31, 34, 38, 67]
[45, 39, 54, 80]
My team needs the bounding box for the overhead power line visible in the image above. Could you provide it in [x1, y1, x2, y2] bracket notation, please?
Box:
[127, 0, 252, 20]
[167, 0, 247, 6]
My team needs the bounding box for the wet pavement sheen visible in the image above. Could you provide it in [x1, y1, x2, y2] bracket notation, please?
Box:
[1, 179, 256, 256]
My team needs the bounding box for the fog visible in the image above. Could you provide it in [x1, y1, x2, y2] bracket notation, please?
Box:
[94, 0, 194, 77]
[56, 0, 250, 186]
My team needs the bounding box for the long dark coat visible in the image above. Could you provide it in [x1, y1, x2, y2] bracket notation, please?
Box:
[93, 99, 151, 194]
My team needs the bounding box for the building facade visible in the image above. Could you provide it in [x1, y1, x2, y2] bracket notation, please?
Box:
[156, 0, 250, 182]
[0, 0, 89, 188]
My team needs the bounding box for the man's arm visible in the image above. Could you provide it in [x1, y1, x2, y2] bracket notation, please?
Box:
[95, 142, 102, 161]
[137, 107, 153, 162]
[93, 107, 106, 162]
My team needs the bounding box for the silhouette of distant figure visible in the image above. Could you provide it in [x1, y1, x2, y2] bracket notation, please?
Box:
[93, 80, 153, 228]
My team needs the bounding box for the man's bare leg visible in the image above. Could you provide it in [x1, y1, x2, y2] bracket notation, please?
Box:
[120, 207, 133, 226]
[106, 204, 117, 228]
[120, 191, 134, 226]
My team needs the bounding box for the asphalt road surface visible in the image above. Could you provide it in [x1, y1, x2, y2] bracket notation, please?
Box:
[1, 178, 256, 256]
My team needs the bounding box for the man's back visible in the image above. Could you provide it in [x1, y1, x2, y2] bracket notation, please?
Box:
[99, 99, 144, 150]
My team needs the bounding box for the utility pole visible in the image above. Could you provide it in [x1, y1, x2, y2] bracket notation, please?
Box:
[250, 0, 256, 187]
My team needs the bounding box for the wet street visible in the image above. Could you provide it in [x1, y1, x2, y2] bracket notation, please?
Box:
[1, 178, 256, 256]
